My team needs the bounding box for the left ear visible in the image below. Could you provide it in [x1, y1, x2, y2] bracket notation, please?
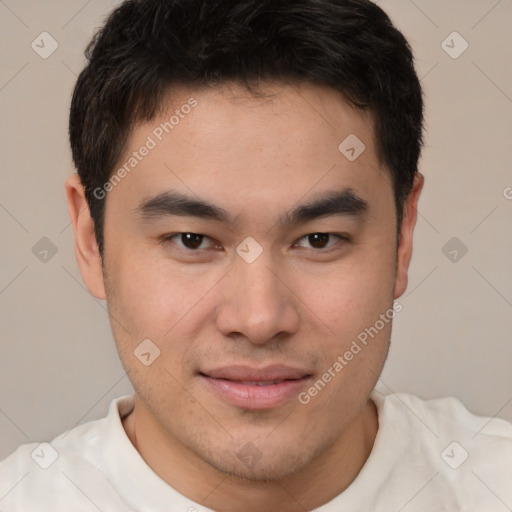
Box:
[394, 172, 424, 299]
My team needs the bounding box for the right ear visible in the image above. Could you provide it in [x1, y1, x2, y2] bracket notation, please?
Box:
[64, 174, 106, 300]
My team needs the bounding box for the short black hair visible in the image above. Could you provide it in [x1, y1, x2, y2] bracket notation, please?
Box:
[69, 0, 424, 256]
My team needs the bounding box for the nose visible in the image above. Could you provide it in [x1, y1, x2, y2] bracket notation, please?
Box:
[216, 253, 300, 345]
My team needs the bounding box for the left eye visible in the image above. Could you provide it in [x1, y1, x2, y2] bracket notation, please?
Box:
[294, 233, 345, 250]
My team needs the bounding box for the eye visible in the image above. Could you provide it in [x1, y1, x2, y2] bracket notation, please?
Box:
[294, 233, 349, 250]
[161, 232, 220, 251]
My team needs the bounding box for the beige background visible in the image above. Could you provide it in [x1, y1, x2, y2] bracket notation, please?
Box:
[0, 0, 511, 460]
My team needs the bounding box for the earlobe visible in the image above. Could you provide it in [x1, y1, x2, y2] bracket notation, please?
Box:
[394, 172, 424, 299]
[64, 174, 106, 300]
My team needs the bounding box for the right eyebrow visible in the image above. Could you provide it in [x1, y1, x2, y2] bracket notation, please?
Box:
[134, 191, 237, 225]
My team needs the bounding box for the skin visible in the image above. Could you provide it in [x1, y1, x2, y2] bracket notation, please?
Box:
[65, 81, 423, 512]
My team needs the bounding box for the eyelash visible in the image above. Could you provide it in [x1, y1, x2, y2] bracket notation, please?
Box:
[160, 232, 351, 253]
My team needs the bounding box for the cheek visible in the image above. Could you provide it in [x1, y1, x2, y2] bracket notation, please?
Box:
[104, 255, 197, 396]
[103, 249, 184, 355]
[295, 258, 396, 416]
[299, 248, 396, 339]
[109, 263, 170, 331]
[104, 246, 223, 356]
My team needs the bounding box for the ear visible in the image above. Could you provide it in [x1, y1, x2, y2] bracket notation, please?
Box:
[64, 174, 106, 300]
[394, 172, 424, 299]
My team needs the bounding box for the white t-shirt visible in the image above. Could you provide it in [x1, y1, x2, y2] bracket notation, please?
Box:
[1, 390, 511, 511]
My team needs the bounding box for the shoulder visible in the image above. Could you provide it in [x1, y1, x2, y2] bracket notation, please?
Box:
[379, 391, 512, 440]
[373, 391, 512, 507]
[0, 395, 135, 512]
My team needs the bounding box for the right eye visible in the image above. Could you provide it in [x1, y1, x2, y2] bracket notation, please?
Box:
[160, 232, 222, 252]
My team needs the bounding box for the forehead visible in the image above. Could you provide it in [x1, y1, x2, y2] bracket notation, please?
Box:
[108, 81, 390, 216]
[144, 81, 377, 153]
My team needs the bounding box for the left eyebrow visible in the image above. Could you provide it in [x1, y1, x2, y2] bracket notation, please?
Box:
[279, 188, 368, 228]
[134, 188, 368, 227]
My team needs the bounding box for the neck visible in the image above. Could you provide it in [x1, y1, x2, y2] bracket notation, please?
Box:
[122, 397, 378, 512]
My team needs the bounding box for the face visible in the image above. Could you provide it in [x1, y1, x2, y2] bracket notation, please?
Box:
[67, 81, 421, 481]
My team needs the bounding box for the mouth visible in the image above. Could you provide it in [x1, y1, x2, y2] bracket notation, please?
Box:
[224, 380, 289, 386]
[199, 365, 313, 410]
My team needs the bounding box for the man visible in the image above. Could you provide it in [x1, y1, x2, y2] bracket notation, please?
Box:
[0, 0, 510, 510]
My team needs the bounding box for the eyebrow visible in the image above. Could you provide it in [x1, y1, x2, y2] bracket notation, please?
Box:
[135, 188, 368, 228]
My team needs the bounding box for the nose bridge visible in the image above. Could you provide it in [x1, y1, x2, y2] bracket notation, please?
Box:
[217, 249, 299, 344]
[242, 255, 279, 302]
[236, 250, 283, 313]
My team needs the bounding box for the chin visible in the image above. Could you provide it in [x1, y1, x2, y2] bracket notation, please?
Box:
[212, 457, 308, 483]
[197, 438, 319, 483]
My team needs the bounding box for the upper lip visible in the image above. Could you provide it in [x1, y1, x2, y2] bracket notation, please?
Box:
[201, 365, 312, 382]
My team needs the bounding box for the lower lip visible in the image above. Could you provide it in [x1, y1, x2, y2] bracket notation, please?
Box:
[201, 375, 311, 410]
